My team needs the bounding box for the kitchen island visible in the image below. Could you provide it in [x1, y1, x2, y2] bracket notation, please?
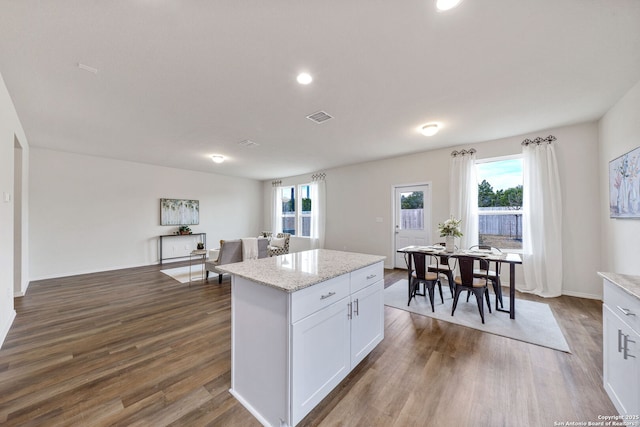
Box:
[217, 249, 386, 427]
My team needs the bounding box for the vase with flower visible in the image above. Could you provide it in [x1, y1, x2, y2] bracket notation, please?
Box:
[438, 216, 463, 252]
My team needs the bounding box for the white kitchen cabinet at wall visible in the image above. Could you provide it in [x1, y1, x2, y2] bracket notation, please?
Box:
[601, 274, 640, 416]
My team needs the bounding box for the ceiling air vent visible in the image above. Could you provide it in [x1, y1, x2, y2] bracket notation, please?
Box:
[306, 111, 333, 124]
[237, 139, 260, 148]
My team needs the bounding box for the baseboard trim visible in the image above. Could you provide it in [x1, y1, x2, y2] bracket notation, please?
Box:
[28, 261, 161, 282]
[561, 289, 602, 300]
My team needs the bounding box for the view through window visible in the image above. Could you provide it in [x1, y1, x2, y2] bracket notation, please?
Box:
[400, 191, 424, 230]
[280, 184, 312, 237]
[476, 157, 523, 250]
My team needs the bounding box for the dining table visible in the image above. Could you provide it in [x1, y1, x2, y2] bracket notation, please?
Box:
[397, 245, 523, 319]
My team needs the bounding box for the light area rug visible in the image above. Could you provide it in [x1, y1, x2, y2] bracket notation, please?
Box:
[160, 265, 206, 284]
[385, 279, 571, 353]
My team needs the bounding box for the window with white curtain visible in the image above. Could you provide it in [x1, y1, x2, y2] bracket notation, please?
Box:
[476, 156, 523, 250]
[277, 184, 313, 237]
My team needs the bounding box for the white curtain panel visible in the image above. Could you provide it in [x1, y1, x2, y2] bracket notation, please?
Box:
[272, 184, 283, 233]
[449, 150, 479, 250]
[521, 142, 563, 297]
[309, 178, 326, 249]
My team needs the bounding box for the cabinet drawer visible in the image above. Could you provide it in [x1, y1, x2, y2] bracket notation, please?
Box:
[350, 262, 384, 293]
[291, 274, 350, 323]
[604, 279, 640, 333]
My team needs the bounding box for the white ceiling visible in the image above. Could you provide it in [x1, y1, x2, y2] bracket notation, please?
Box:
[1, 0, 640, 181]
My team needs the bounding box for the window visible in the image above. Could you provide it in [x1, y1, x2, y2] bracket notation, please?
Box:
[279, 184, 313, 237]
[476, 156, 523, 250]
[399, 191, 424, 230]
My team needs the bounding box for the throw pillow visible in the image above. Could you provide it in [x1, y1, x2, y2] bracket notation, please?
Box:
[270, 237, 285, 248]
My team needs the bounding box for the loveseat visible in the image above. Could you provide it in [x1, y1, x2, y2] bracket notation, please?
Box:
[205, 237, 269, 283]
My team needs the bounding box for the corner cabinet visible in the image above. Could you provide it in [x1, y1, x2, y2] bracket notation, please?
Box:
[602, 276, 640, 416]
[230, 261, 384, 427]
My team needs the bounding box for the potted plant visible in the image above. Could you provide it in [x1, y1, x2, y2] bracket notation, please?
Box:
[178, 225, 191, 235]
[438, 216, 463, 252]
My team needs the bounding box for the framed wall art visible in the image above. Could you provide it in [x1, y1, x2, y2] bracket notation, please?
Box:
[160, 198, 199, 225]
[609, 146, 640, 218]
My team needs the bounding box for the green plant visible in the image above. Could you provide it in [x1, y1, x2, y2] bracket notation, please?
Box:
[178, 225, 191, 232]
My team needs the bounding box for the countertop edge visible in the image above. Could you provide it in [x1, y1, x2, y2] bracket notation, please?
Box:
[218, 250, 386, 293]
[598, 271, 640, 300]
[228, 258, 385, 292]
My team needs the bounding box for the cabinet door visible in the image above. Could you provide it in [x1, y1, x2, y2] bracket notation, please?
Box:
[292, 297, 351, 425]
[603, 304, 640, 415]
[351, 280, 384, 367]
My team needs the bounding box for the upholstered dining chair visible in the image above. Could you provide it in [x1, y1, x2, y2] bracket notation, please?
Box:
[468, 245, 503, 309]
[408, 251, 444, 312]
[205, 238, 269, 283]
[452, 255, 492, 323]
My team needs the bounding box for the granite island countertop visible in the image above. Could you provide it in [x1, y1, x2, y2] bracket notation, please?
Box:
[217, 249, 386, 292]
[598, 271, 640, 300]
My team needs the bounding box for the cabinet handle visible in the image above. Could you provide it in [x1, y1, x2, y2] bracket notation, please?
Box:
[617, 306, 636, 316]
[366, 274, 377, 280]
[618, 329, 624, 353]
[320, 291, 336, 300]
[623, 335, 636, 360]
[347, 302, 352, 319]
[354, 298, 359, 316]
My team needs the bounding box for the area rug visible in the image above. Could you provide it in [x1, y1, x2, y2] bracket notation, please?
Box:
[160, 265, 206, 284]
[384, 279, 571, 353]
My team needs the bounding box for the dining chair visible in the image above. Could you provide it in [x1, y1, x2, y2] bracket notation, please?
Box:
[408, 251, 444, 312]
[427, 242, 456, 297]
[452, 255, 492, 323]
[468, 245, 504, 309]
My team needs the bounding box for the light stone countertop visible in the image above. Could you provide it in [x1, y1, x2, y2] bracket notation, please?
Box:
[598, 272, 640, 300]
[217, 249, 386, 293]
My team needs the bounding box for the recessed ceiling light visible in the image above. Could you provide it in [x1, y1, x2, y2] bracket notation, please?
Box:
[436, 0, 462, 11]
[297, 73, 313, 85]
[420, 123, 439, 136]
[211, 155, 225, 164]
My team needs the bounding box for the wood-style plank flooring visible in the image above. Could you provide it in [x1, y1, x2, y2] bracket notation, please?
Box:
[0, 264, 616, 426]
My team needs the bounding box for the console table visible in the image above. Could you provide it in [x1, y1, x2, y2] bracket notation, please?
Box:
[159, 233, 206, 264]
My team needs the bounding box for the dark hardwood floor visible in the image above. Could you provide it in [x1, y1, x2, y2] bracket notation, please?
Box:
[0, 264, 616, 426]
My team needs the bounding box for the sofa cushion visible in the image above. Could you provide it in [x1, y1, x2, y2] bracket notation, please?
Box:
[270, 237, 285, 248]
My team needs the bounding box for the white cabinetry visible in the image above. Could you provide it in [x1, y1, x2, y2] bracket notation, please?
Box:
[350, 264, 385, 367]
[291, 262, 384, 425]
[603, 278, 640, 415]
[230, 260, 384, 427]
[291, 288, 351, 422]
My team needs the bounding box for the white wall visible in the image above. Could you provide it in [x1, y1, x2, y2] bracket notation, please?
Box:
[0, 72, 30, 347]
[30, 148, 263, 279]
[599, 78, 640, 275]
[264, 121, 602, 298]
